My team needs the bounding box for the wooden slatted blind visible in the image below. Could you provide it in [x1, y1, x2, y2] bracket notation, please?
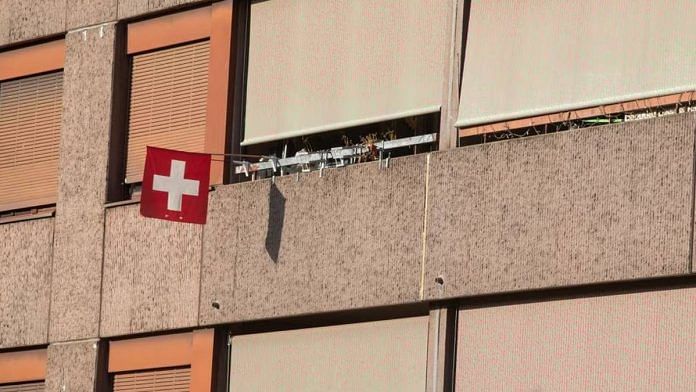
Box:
[0, 382, 44, 392]
[0, 72, 63, 211]
[125, 40, 210, 183]
[113, 368, 190, 392]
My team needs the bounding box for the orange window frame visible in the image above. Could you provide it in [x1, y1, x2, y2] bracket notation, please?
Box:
[0, 40, 65, 82]
[108, 330, 215, 391]
[0, 348, 47, 385]
[0, 40, 65, 213]
[125, 1, 232, 185]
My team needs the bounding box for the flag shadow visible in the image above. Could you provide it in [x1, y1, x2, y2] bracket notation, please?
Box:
[265, 182, 286, 263]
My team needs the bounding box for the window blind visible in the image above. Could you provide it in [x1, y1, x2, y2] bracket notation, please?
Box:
[229, 317, 429, 391]
[456, 0, 696, 128]
[0, 72, 63, 212]
[243, 0, 450, 145]
[0, 382, 44, 392]
[125, 40, 210, 183]
[112, 368, 190, 392]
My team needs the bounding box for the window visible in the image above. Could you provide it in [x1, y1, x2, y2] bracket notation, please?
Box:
[241, 0, 450, 146]
[0, 40, 65, 213]
[455, 0, 696, 129]
[0, 348, 47, 391]
[107, 330, 215, 392]
[228, 316, 429, 391]
[112, 368, 190, 392]
[232, 0, 448, 179]
[126, 40, 211, 184]
[110, 2, 232, 201]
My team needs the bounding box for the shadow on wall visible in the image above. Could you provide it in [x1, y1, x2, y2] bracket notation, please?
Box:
[265, 183, 286, 263]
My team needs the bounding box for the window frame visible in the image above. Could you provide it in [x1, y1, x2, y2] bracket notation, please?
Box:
[225, 314, 434, 391]
[0, 348, 47, 386]
[0, 40, 65, 213]
[108, 2, 233, 202]
[107, 330, 215, 391]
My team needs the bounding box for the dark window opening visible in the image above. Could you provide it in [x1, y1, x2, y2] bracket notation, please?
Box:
[460, 100, 696, 147]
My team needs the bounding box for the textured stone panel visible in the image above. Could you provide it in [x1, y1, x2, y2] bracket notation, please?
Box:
[101, 204, 203, 337]
[49, 25, 115, 342]
[0, 1, 10, 46]
[425, 113, 695, 299]
[6, 0, 66, 44]
[0, 218, 53, 349]
[117, 0, 207, 19]
[456, 287, 696, 391]
[116, 0, 148, 19]
[45, 339, 99, 392]
[66, 0, 117, 30]
[200, 156, 426, 325]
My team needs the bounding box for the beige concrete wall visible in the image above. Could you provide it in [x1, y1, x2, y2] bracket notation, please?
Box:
[118, 0, 209, 20]
[100, 204, 202, 337]
[66, 0, 117, 30]
[456, 287, 696, 391]
[49, 24, 115, 342]
[1, 113, 694, 344]
[199, 156, 427, 325]
[425, 113, 696, 300]
[106, 114, 696, 331]
[0, 218, 53, 349]
[45, 339, 99, 392]
[0, 0, 67, 46]
[0, 0, 692, 385]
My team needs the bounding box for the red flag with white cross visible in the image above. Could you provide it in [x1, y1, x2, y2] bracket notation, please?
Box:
[140, 146, 211, 224]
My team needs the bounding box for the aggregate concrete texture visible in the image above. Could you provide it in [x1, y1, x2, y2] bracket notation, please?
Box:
[0, 218, 53, 349]
[66, 0, 117, 30]
[49, 24, 115, 342]
[425, 113, 696, 299]
[199, 156, 427, 325]
[45, 339, 100, 392]
[101, 204, 203, 337]
[2, 0, 66, 46]
[117, 0, 209, 20]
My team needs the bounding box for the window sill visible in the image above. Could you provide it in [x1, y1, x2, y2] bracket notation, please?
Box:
[104, 195, 141, 209]
[0, 209, 55, 225]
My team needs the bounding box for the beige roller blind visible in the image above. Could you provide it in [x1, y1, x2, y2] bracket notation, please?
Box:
[126, 40, 210, 183]
[0, 382, 44, 392]
[0, 72, 63, 212]
[456, 287, 696, 390]
[243, 0, 450, 145]
[229, 316, 429, 391]
[112, 367, 190, 392]
[457, 0, 696, 128]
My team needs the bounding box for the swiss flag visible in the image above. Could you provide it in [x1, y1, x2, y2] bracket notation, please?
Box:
[140, 146, 211, 224]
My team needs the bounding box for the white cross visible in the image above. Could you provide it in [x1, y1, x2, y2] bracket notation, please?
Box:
[152, 160, 200, 212]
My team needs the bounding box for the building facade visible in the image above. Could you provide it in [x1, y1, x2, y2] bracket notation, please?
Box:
[0, 0, 695, 391]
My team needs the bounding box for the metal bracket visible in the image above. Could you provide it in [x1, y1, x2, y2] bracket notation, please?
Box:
[234, 133, 437, 176]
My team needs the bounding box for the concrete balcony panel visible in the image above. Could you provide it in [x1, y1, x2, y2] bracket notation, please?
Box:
[100, 204, 203, 337]
[424, 113, 696, 299]
[66, 0, 117, 30]
[1, 0, 66, 46]
[199, 156, 427, 325]
[0, 218, 53, 349]
[117, 0, 209, 20]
